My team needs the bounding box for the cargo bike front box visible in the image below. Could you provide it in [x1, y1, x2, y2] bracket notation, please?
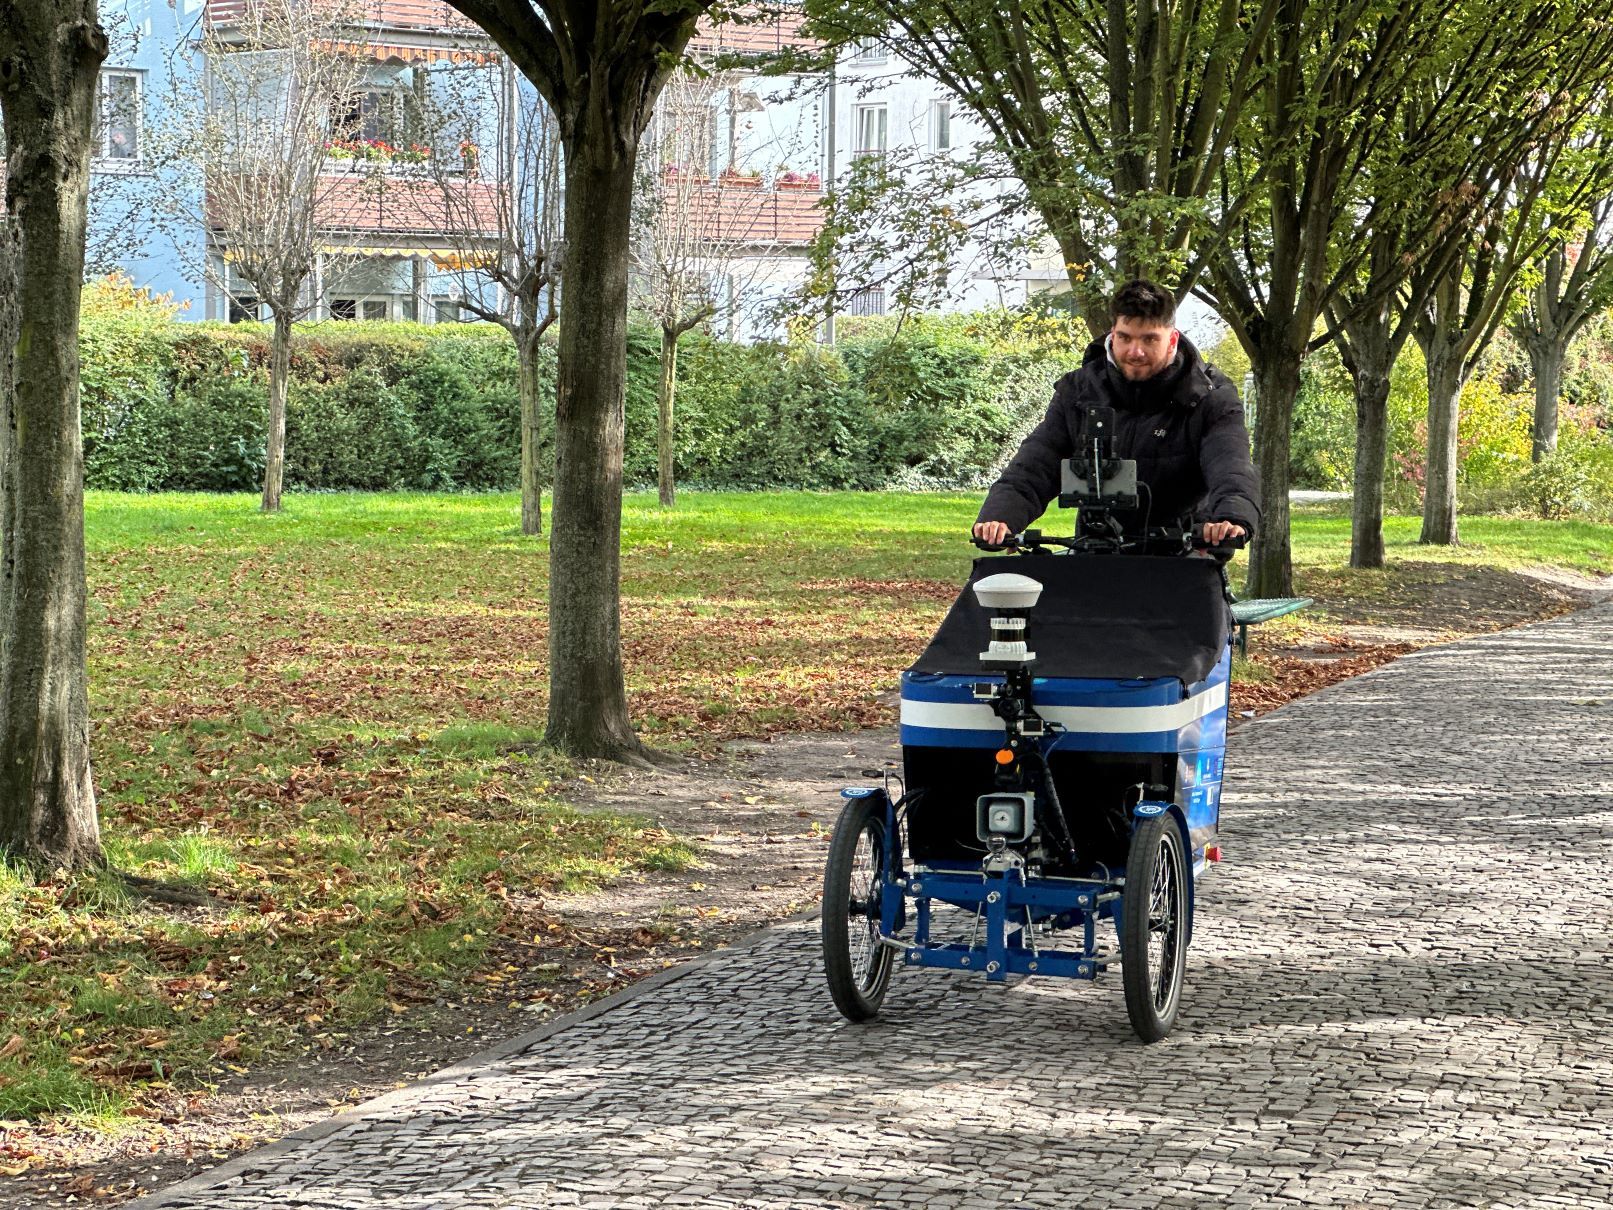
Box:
[821, 548, 1234, 1042]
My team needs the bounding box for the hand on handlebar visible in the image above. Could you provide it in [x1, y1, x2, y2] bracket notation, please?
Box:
[1192, 521, 1248, 558]
[1199, 521, 1247, 548]
[972, 520, 1247, 556]
[972, 521, 1014, 549]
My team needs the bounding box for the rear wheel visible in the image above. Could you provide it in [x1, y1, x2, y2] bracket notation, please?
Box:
[822, 795, 895, 1021]
[1121, 812, 1189, 1042]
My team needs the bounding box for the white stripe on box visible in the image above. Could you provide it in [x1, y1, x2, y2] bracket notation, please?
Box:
[900, 682, 1227, 735]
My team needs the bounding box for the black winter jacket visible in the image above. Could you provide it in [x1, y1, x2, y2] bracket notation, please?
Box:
[977, 335, 1261, 540]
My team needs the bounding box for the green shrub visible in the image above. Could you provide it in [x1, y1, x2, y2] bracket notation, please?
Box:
[1289, 347, 1356, 491]
[80, 311, 533, 494]
[622, 312, 1073, 492]
[1456, 375, 1532, 489]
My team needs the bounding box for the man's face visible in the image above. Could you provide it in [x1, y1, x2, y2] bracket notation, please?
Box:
[1111, 315, 1179, 381]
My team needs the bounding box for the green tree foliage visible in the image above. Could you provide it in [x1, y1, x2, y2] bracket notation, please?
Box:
[797, 0, 1282, 333]
[1269, 331, 1613, 520]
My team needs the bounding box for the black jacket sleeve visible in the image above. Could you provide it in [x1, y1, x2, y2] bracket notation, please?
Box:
[975, 374, 1077, 533]
[1192, 376, 1261, 539]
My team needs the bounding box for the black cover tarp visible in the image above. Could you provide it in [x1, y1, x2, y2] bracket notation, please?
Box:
[909, 554, 1230, 684]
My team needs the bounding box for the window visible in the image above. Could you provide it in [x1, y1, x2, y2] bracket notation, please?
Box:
[657, 99, 715, 176]
[931, 100, 952, 151]
[433, 297, 462, 323]
[222, 261, 261, 322]
[847, 286, 885, 316]
[400, 297, 418, 322]
[852, 36, 886, 63]
[854, 104, 887, 157]
[331, 72, 431, 163]
[324, 257, 418, 321]
[332, 89, 417, 145]
[93, 70, 142, 163]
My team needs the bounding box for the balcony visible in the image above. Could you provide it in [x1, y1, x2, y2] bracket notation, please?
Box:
[689, 5, 822, 57]
[314, 174, 503, 235]
[679, 178, 826, 248]
[207, 173, 503, 240]
[205, 0, 479, 35]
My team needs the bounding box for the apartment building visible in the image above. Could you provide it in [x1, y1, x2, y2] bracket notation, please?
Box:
[86, 0, 508, 322]
[85, 2, 1054, 334]
[681, 13, 1064, 335]
[202, 0, 508, 323]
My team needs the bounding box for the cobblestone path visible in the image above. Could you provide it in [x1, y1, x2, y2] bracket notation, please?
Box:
[133, 606, 1613, 1209]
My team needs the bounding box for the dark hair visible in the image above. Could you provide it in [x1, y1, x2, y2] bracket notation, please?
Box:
[1110, 279, 1176, 326]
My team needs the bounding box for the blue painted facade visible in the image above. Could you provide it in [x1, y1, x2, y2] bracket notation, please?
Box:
[89, 0, 209, 310]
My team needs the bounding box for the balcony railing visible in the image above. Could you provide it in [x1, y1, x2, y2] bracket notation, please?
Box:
[315, 174, 503, 234]
[689, 5, 822, 56]
[676, 178, 827, 248]
[209, 173, 503, 237]
[206, 0, 477, 33]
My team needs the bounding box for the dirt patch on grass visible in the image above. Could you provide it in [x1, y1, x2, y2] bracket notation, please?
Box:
[1298, 561, 1610, 644]
[6, 564, 1610, 1208]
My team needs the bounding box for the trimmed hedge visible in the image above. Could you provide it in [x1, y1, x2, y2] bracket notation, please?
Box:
[82, 319, 534, 493]
[80, 301, 1079, 494]
[79, 280, 1613, 516]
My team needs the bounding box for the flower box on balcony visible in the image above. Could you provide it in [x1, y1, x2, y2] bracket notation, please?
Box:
[720, 171, 763, 189]
[775, 171, 821, 191]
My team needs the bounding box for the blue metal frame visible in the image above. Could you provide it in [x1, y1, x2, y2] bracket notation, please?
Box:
[855, 643, 1232, 987]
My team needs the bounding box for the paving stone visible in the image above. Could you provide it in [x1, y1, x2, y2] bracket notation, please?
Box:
[126, 606, 1613, 1209]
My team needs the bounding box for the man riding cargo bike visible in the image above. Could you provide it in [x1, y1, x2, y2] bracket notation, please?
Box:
[821, 279, 1261, 1041]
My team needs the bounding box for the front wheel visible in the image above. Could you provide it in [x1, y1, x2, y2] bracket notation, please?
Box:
[822, 795, 895, 1021]
[1121, 812, 1189, 1042]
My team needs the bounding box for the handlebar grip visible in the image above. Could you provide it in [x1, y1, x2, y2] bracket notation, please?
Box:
[1193, 532, 1249, 554]
[971, 536, 1017, 551]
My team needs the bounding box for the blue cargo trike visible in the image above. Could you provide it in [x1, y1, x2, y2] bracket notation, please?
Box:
[821, 409, 1240, 1042]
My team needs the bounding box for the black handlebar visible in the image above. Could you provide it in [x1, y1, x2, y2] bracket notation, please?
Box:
[972, 526, 1247, 557]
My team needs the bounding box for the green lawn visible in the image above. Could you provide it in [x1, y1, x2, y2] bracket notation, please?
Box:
[0, 490, 1607, 1124]
[1285, 509, 1613, 572]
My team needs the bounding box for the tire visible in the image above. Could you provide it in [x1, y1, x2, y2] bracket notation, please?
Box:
[822, 795, 896, 1021]
[1121, 811, 1189, 1042]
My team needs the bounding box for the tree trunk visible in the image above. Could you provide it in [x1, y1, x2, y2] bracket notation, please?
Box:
[1420, 336, 1464, 545]
[544, 115, 645, 761]
[657, 326, 677, 508]
[1246, 350, 1302, 598]
[1337, 327, 1393, 571]
[261, 307, 293, 513]
[0, 3, 108, 871]
[1527, 337, 1564, 463]
[1349, 367, 1391, 570]
[518, 329, 543, 536]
